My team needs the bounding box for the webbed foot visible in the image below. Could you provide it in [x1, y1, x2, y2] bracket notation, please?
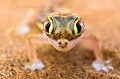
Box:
[92, 60, 114, 72]
[24, 59, 45, 71]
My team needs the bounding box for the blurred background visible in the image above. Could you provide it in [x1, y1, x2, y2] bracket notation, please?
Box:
[0, 0, 120, 52]
[0, 0, 120, 78]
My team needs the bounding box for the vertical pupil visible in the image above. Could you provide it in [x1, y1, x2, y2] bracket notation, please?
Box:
[45, 22, 51, 33]
[76, 22, 81, 33]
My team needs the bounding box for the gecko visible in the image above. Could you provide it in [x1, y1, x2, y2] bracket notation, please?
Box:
[14, 0, 114, 72]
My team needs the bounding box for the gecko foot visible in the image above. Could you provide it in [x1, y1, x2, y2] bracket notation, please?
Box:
[24, 59, 45, 71]
[15, 24, 30, 35]
[92, 60, 114, 72]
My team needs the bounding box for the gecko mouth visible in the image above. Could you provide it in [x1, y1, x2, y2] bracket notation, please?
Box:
[58, 41, 68, 48]
[59, 44, 67, 48]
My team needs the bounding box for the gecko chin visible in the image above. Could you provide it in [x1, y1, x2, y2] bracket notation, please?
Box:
[47, 37, 81, 52]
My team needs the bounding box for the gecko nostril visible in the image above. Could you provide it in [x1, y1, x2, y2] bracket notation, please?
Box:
[58, 40, 68, 45]
[65, 42, 68, 45]
[58, 41, 61, 44]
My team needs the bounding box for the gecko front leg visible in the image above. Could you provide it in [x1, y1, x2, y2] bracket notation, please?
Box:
[24, 34, 49, 71]
[81, 33, 114, 72]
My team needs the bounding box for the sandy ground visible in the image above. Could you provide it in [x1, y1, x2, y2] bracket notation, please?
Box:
[0, 0, 120, 79]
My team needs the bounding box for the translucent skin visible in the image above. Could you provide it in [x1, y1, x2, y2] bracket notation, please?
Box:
[43, 14, 84, 52]
[44, 32, 81, 52]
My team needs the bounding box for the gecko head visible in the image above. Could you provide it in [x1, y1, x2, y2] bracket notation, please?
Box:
[43, 13, 85, 52]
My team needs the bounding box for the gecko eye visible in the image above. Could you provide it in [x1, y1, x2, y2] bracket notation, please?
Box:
[76, 21, 82, 33]
[44, 17, 54, 34]
[73, 18, 84, 35]
[44, 20, 51, 33]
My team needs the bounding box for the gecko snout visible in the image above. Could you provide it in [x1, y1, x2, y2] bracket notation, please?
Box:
[58, 40, 68, 48]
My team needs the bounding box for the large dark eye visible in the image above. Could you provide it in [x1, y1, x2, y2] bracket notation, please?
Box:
[73, 18, 84, 35]
[44, 17, 54, 34]
[76, 21, 82, 34]
[45, 21, 51, 33]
